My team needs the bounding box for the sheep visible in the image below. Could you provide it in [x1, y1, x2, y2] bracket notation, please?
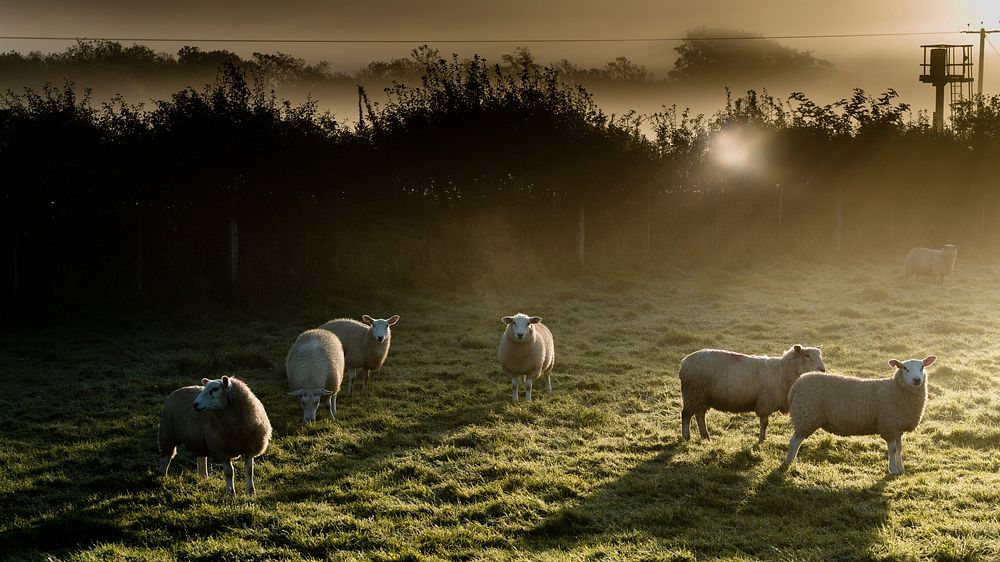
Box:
[158, 376, 272, 495]
[319, 315, 399, 395]
[678, 345, 826, 443]
[286, 328, 345, 422]
[904, 245, 957, 285]
[498, 313, 555, 402]
[784, 355, 936, 475]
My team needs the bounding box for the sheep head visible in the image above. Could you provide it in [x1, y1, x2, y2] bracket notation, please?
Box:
[502, 313, 542, 342]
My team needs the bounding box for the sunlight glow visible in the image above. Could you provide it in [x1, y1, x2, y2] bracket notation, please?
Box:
[711, 131, 751, 170]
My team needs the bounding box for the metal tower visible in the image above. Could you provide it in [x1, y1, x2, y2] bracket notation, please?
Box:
[919, 44, 974, 131]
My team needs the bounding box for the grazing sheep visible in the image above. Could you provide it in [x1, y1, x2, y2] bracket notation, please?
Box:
[158, 376, 272, 495]
[498, 313, 555, 402]
[286, 328, 345, 422]
[678, 345, 826, 443]
[319, 315, 398, 394]
[904, 245, 957, 285]
[784, 355, 936, 475]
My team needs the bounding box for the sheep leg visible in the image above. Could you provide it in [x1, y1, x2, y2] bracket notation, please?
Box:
[159, 449, 176, 476]
[894, 437, 904, 473]
[363, 369, 371, 393]
[525, 377, 534, 402]
[223, 459, 235, 495]
[346, 368, 356, 396]
[244, 457, 256, 496]
[695, 411, 710, 440]
[681, 405, 694, 441]
[324, 393, 337, 418]
[757, 414, 769, 443]
[886, 438, 901, 475]
[546, 373, 552, 394]
[511, 377, 519, 402]
[197, 457, 209, 478]
[784, 432, 808, 465]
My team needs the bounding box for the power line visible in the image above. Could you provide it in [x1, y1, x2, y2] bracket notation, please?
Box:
[0, 31, 967, 44]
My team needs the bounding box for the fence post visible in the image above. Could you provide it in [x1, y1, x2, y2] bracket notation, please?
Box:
[576, 206, 586, 263]
[889, 202, 896, 249]
[646, 190, 652, 255]
[776, 183, 782, 237]
[229, 215, 239, 284]
[136, 205, 143, 290]
[715, 179, 724, 251]
[835, 185, 843, 253]
[334, 191, 341, 275]
[11, 225, 17, 297]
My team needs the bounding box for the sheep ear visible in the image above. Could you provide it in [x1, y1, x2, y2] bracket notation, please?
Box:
[888, 359, 903, 369]
[793, 345, 802, 354]
[502, 316, 514, 324]
[529, 316, 542, 324]
[387, 315, 400, 325]
[201, 378, 211, 385]
[221, 376, 231, 388]
[320, 389, 335, 396]
[288, 390, 304, 397]
[361, 315, 374, 325]
[923, 355, 937, 366]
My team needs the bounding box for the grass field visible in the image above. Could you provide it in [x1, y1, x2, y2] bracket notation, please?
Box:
[3, 257, 1000, 561]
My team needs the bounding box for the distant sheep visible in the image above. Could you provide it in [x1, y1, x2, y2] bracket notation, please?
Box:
[286, 328, 345, 422]
[158, 376, 272, 495]
[784, 355, 936, 475]
[319, 315, 399, 394]
[498, 313, 555, 402]
[678, 345, 826, 443]
[904, 245, 957, 285]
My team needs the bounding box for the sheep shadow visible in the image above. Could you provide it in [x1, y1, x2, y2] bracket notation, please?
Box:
[263, 388, 507, 504]
[0, 421, 158, 556]
[521, 441, 890, 559]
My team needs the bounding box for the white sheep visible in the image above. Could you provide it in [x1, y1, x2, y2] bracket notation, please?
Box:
[158, 376, 272, 495]
[904, 245, 957, 285]
[319, 315, 398, 394]
[286, 328, 345, 422]
[678, 345, 826, 443]
[784, 355, 936, 474]
[498, 313, 555, 402]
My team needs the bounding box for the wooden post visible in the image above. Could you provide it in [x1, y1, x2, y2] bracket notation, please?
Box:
[889, 202, 896, 248]
[835, 185, 843, 252]
[335, 192, 341, 274]
[12, 225, 17, 297]
[715, 179, 724, 251]
[136, 205, 143, 290]
[229, 216, 239, 283]
[646, 190, 652, 255]
[982, 191, 987, 243]
[776, 183, 782, 237]
[576, 206, 586, 263]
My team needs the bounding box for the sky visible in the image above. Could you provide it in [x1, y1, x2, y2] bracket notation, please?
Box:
[2, 0, 1000, 115]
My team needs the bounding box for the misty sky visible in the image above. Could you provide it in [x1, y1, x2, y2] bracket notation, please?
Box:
[3, 0, 1000, 114]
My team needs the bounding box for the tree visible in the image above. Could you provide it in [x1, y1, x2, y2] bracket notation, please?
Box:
[603, 57, 651, 82]
[669, 28, 832, 84]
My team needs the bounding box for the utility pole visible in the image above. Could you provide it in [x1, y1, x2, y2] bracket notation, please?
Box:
[962, 23, 1000, 96]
